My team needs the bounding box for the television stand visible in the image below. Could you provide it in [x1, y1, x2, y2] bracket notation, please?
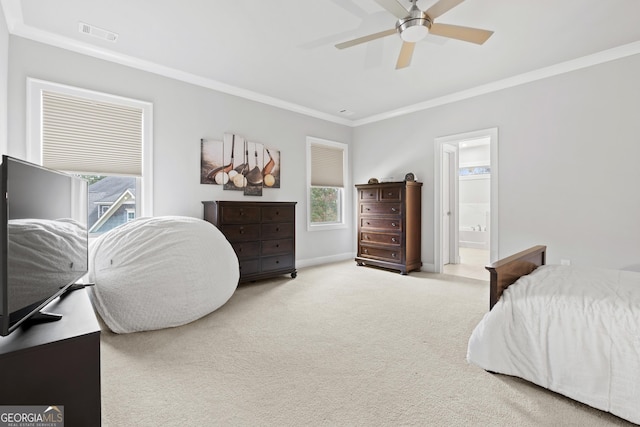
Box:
[25, 310, 63, 324]
[0, 288, 101, 426]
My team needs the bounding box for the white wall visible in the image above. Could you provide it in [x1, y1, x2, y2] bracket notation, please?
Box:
[7, 36, 354, 267]
[0, 6, 8, 155]
[459, 144, 490, 230]
[353, 54, 640, 271]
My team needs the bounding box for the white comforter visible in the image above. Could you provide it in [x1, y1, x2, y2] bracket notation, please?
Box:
[467, 264, 640, 424]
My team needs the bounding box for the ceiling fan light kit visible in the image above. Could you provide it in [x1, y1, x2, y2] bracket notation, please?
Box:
[397, 3, 431, 43]
[336, 0, 494, 69]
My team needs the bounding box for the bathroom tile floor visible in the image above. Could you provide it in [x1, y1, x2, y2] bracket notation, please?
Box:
[443, 248, 490, 281]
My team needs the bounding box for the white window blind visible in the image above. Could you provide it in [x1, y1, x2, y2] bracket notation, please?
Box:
[310, 144, 344, 187]
[42, 90, 143, 175]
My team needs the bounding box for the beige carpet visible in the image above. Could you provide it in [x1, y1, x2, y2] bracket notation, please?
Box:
[100, 261, 632, 426]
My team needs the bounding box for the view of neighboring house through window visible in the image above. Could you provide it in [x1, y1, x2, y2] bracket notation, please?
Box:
[82, 175, 137, 233]
[28, 79, 152, 237]
[307, 137, 348, 230]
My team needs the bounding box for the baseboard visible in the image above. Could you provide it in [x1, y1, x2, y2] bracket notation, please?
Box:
[298, 255, 435, 273]
[297, 253, 354, 269]
[421, 263, 436, 273]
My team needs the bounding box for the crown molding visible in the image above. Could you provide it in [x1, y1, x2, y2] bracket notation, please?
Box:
[352, 40, 640, 126]
[4, 0, 640, 128]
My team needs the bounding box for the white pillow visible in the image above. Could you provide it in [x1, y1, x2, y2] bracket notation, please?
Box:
[87, 216, 239, 333]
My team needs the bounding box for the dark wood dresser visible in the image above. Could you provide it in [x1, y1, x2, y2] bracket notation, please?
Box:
[203, 201, 297, 283]
[355, 181, 422, 274]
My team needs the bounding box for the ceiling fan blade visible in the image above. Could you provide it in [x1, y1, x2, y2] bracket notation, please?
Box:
[395, 42, 415, 69]
[429, 23, 494, 44]
[335, 28, 397, 49]
[374, 0, 409, 19]
[425, 0, 465, 20]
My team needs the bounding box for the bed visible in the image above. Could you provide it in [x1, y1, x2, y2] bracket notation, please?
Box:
[467, 245, 640, 424]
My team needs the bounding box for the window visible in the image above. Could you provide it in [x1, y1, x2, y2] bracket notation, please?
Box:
[27, 79, 153, 236]
[307, 137, 348, 230]
[99, 205, 110, 218]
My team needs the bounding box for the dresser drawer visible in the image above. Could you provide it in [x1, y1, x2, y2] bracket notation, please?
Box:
[360, 232, 401, 246]
[239, 259, 259, 275]
[359, 188, 378, 201]
[220, 224, 260, 241]
[380, 186, 402, 201]
[360, 218, 402, 231]
[262, 222, 294, 239]
[261, 254, 294, 272]
[231, 241, 260, 259]
[261, 206, 295, 223]
[360, 202, 402, 216]
[220, 205, 260, 223]
[261, 238, 293, 256]
[359, 245, 403, 262]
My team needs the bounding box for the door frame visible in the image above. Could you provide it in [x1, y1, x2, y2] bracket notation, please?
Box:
[434, 127, 499, 273]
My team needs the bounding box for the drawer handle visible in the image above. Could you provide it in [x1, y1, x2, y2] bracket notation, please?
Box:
[276, 244, 280, 248]
[391, 223, 397, 227]
[276, 211, 280, 215]
[276, 227, 280, 232]
[366, 222, 371, 225]
[388, 192, 393, 196]
[391, 207, 397, 212]
[392, 253, 396, 258]
[239, 209, 244, 216]
[239, 227, 244, 234]
[365, 207, 370, 211]
[365, 235, 370, 240]
[363, 249, 368, 254]
[276, 260, 280, 264]
[369, 193, 374, 197]
[391, 238, 397, 243]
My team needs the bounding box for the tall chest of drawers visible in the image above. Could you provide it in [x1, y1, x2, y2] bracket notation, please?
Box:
[355, 181, 422, 275]
[203, 201, 297, 283]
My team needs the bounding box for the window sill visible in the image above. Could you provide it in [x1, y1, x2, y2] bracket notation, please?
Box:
[307, 222, 348, 232]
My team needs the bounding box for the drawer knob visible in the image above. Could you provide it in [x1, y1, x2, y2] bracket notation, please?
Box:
[276, 260, 280, 264]
[276, 244, 280, 248]
[276, 227, 280, 232]
[391, 223, 397, 227]
[391, 207, 397, 212]
[388, 192, 393, 196]
[369, 193, 374, 197]
[392, 253, 396, 258]
[363, 249, 368, 254]
[391, 238, 397, 243]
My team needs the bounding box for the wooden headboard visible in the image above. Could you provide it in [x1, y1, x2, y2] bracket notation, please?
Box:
[485, 245, 547, 309]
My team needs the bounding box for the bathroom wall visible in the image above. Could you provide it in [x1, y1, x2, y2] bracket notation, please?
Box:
[458, 140, 490, 236]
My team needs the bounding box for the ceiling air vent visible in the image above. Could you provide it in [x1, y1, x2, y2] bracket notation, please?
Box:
[78, 22, 118, 42]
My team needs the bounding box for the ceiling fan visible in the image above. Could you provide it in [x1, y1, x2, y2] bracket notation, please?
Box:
[335, 0, 494, 69]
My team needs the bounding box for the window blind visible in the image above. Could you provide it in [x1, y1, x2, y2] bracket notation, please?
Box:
[310, 144, 344, 187]
[42, 90, 143, 176]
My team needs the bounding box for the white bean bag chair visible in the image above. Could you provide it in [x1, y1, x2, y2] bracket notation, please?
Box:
[87, 216, 239, 333]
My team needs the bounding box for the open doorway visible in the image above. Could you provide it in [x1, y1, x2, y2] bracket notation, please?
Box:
[434, 128, 498, 281]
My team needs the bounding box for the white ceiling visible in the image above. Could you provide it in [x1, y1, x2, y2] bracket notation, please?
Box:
[4, 0, 640, 125]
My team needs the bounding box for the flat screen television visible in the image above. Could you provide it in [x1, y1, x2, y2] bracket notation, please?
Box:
[0, 155, 88, 336]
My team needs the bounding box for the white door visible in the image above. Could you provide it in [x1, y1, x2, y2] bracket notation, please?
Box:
[442, 144, 458, 265]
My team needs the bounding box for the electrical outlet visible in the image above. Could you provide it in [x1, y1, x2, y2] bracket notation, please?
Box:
[560, 259, 571, 266]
